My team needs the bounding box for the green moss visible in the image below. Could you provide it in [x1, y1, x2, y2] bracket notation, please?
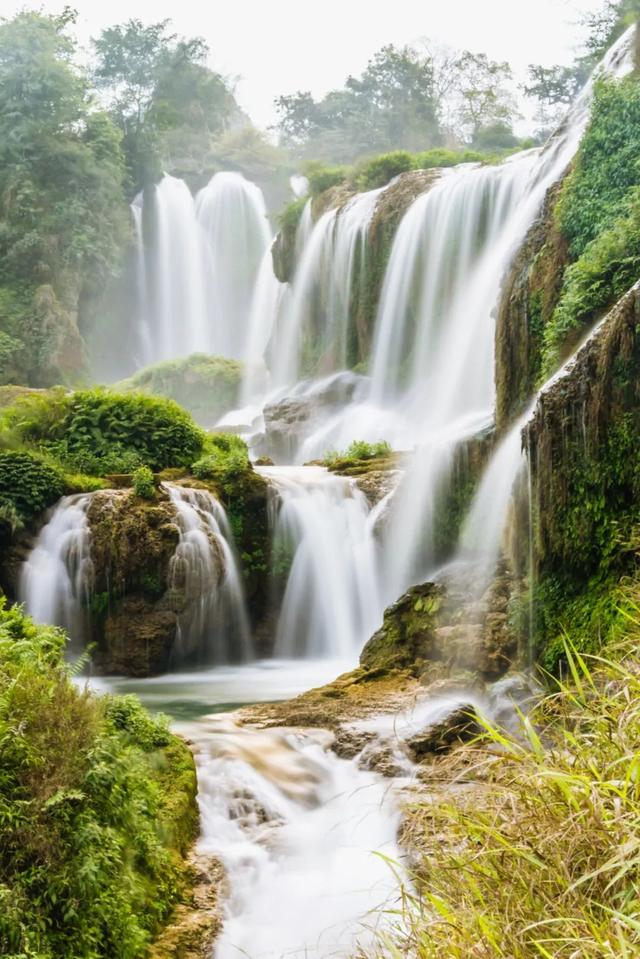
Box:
[116, 354, 242, 428]
[354, 150, 416, 189]
[360, 582, 443, 673]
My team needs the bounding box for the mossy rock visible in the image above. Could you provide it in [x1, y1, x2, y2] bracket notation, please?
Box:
[360, 583, 445, 673]
[116, 353, 243, 428]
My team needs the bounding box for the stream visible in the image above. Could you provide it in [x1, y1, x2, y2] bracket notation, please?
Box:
[96, 660, 408, 959]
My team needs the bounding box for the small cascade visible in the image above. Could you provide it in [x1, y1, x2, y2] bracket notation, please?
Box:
[165, 485, 251, 665]
[131, 171, 273, 368]
[259, 466, 382, 659]
[196, 171, 272, 359]
[269, 188, 384, 392]
[194, 717, 402, 959]
[19, 494, 94, 649]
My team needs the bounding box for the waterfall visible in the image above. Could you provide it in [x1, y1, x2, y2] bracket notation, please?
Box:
[259, 466, 382, 660]
[131, 171, 272, 369]
[239, 247, 285, 405]
[196, 171, 272, 359]
[153, 174, 211, 360]
[19, 494, 94, 649]
[165, 484, 251, 665]
[130, 197, 152, 367]
[269, 188, 384, 392]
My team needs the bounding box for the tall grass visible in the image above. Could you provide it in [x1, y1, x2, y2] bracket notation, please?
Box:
[374, 600, 640, 957]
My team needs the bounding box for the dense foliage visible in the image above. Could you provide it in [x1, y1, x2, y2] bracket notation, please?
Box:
[542, 76, 640, 374]
[0, 451, 65, 533]
[1, 389, 205, 476]
[0, 11, 129, 388]
[0, 600, 197, 958]
[92, 19, 240, 189]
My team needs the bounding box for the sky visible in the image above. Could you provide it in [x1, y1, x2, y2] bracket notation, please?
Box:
[4, 0, 607, 130]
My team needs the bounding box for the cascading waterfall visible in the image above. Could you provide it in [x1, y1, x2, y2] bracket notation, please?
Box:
[131, 171, 271, 366]
[269, 188, 384, 392]
[239, 248, 285, 405]
[19, 494, 94, 649]
[196, 171, 272, 359]
[260, 466, 381, 659]
[166, 484, 252, 665]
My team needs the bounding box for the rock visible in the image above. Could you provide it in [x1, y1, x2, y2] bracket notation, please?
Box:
[257, 372, 366, 462]
[359, 583, 444, 674]
[406, 703, 482, 758]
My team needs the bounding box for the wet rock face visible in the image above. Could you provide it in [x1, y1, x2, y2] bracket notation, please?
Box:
[524, 281, 640, 579]
[495, 179, 569, 431]
[87, 489, 181, 676]
[257, 371, 366, 463]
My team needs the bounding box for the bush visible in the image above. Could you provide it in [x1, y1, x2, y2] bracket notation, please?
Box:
[2, 388, 205, 474]
[540, 76, 640, 375]
[304, 162, 350, 196]
[192, 432, 250, 482]
[132, 465, 156, 500]
[324, 439, 392, 467]
[116, 354, 242, 428]
[0, 449, 65, 523]
[542, 197, 640, 375]
[355, 150, 416, 190]
[0, 599, 197, 958]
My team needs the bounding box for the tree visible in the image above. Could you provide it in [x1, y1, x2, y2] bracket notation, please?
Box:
[92, 19, 240, 188]
[274, 45, 441, 163]
[0, 10, 129, 385]
[524, 64, 585, 136]
[449, 51, 520, 145]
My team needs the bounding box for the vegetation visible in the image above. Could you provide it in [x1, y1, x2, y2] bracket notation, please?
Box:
[324, 439, 392, 468]
[0, 600, 197, 958]
[541, 76, 640, 375]
[132, 465, 156, 500]
[0, 451, 65, 532]
[116, 353, 243, 427]
[275, 45, 523, 164]
[384, 617, 640, 958]
[1, 388, 205, 477]
[0, 10, 129, 388]
[192, 432, 251, 485]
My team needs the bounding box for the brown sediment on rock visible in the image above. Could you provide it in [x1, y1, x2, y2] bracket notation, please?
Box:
[148, 855, 225, 959]
[495, 178, 569, 432]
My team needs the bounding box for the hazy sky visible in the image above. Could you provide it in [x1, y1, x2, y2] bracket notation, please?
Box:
[5, 0, 606, 129]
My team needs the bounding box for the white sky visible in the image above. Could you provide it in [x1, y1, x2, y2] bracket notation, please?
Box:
[3, 0, 607, 129]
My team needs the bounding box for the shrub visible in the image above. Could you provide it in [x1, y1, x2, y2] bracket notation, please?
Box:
[304, 162, 350, 196]
[2, 388, 205, 474]
[324, 439, 392, 466]
[355, 150, 416, 190]
[192, 432, 250, 482]
[0, 449, 65, 523]
[0, 600, 197, 958]
[132, 465, 156, 500]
